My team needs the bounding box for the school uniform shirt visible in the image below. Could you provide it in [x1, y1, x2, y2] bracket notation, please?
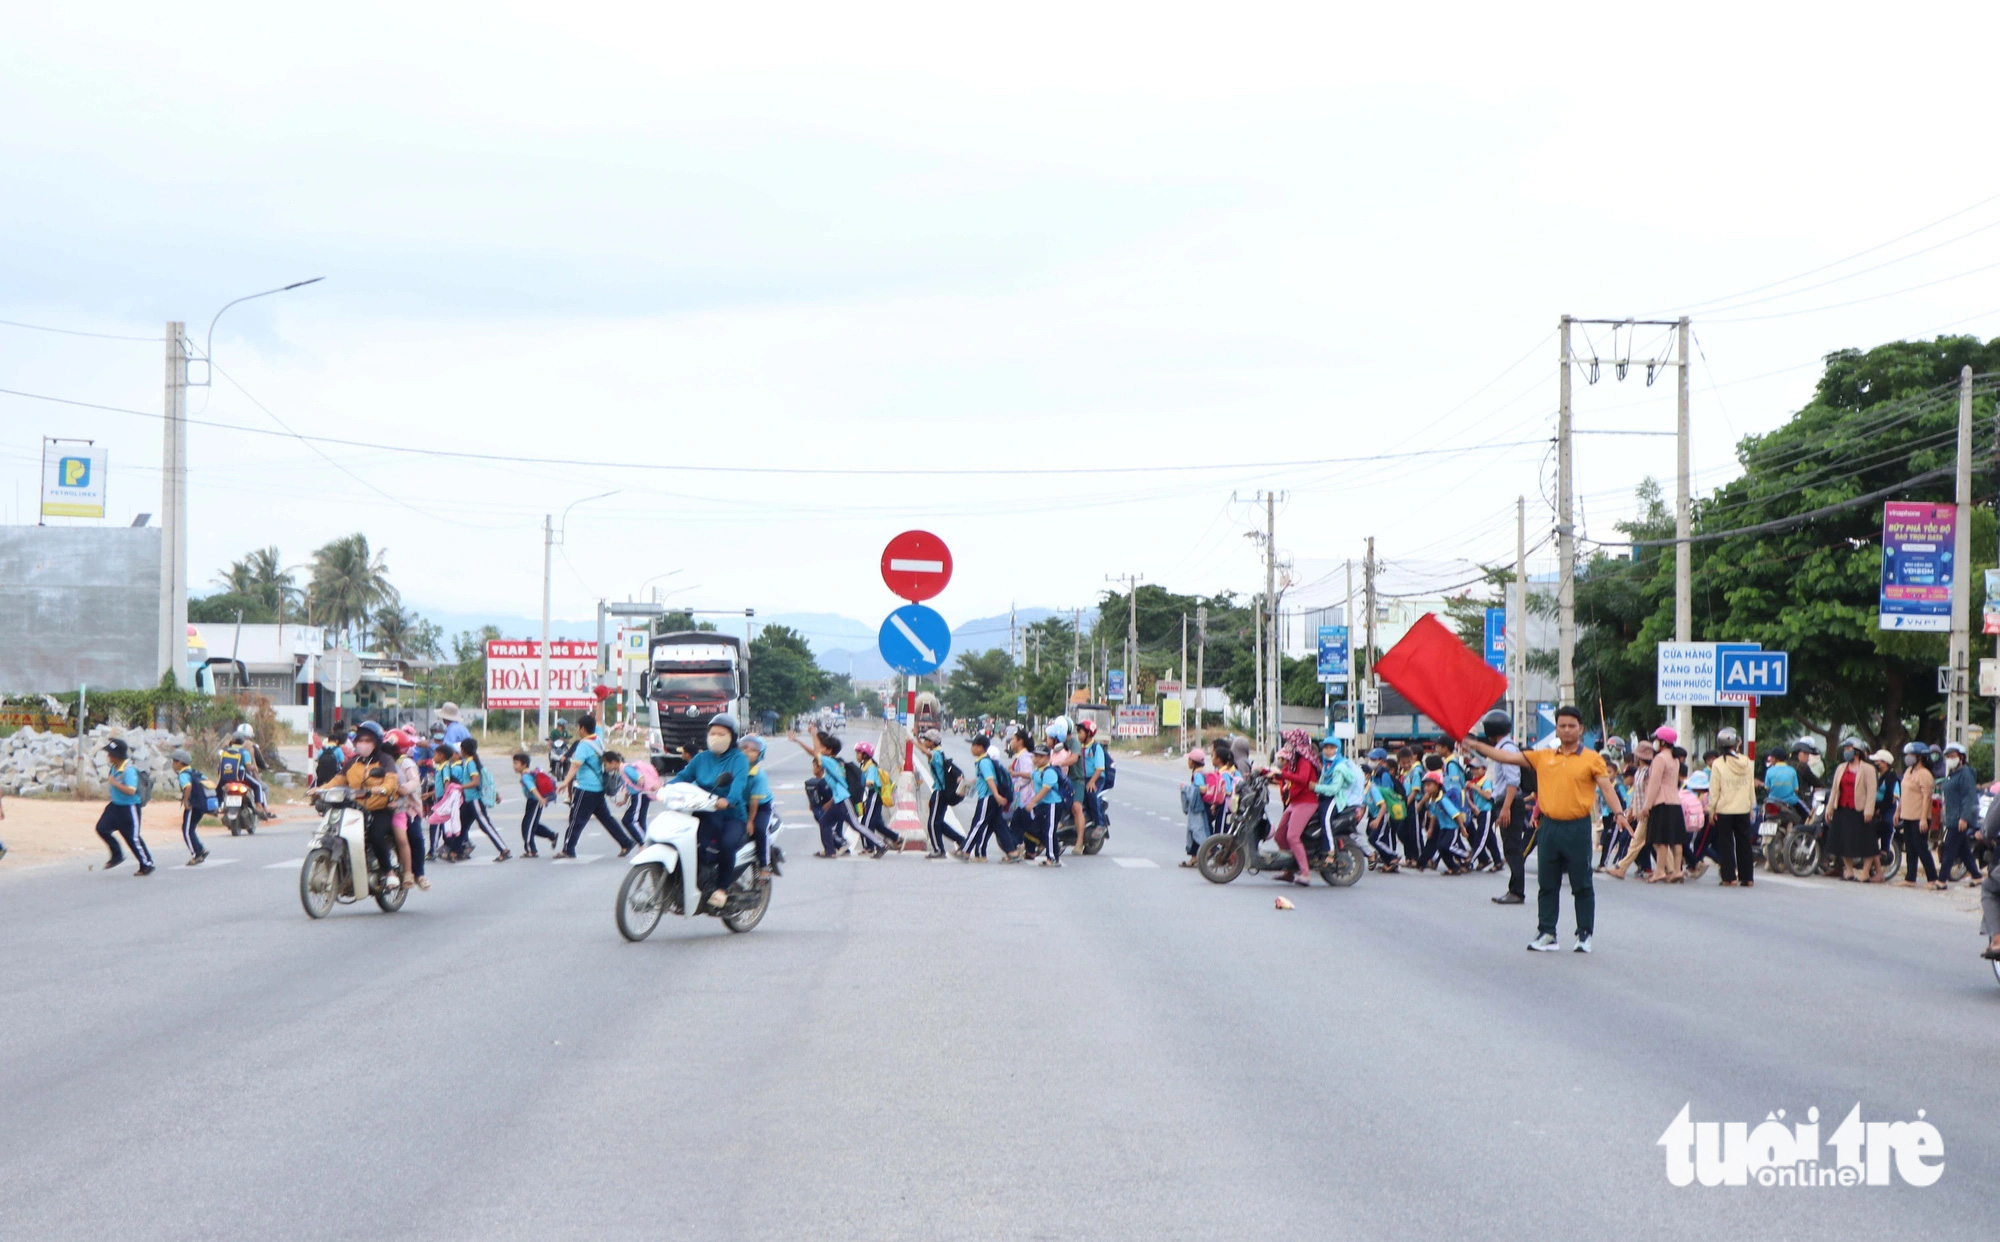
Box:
[1313, 757, 1365, 810]
[109, 759, 144, 806]
[927, 748, 947, 794]
[519, 771, 542, 802]
[743, 762, 772, 811]
[1430, 789, 1465, 828]
[1764, 763, 1800, 808]
[1080, 742, 1106, 784]
[860, 759, 893, 802]
[462, 756, 497, 805]
[975, 755, 1007, 800]
[817, 754, 850, 803]
[1028, 765, 1061, 807]
[571, 739, 606, 793]
[176, 768, 196, 804]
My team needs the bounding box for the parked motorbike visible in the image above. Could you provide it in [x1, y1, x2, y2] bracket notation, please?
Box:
[1194, 772, 1365, 887]
[615, 782, 774, 940]
[219, 779, 258, 836]
[299, 785, 406, 919]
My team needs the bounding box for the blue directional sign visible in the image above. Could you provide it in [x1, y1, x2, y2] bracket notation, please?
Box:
[1016, 694, 1028, 716]
[877, 604, 952, 676]
[1483, 609, 1506, 673]
[1718, 649, 1789, 697]
[1107, 669, 1126, 702]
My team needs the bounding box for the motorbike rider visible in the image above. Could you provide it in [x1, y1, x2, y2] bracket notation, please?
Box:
[668, 712, 752, 910]
[217, 723, 277, 821]
[1763, 746, 1809, 828]
[548, 718, 572, 784]
[328, 721, 404, 889]
[1075, 718, 1110, 837]
[1312, 736, 1365, 843]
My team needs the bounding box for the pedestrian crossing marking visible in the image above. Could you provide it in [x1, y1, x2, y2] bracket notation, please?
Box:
[1111, 857, 1159, 868]
[167, 857, 239, 870]
[551, 854, 604, 865]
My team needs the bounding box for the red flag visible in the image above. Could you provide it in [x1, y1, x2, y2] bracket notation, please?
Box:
[1372, 612, 1508, 741]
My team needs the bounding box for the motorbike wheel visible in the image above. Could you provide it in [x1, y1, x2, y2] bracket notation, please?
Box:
[375, 879, 408, 913]
[1945, 858, 1968, 883]
[1763, 831, 1792, 876]
[1882, 841, 1903, 881]
[1319, 838, 1366, 888]
[228, 811, 245, 837]
[616, 863, 667, 942]
[300, 848, 337, 919]
[1786, 832, 1821, 878]
[1992, 957, 2000, 988]
[723, 876, 772, 934]
[1195, 833, 1245, 885]
[1081, 826, 1107, 856]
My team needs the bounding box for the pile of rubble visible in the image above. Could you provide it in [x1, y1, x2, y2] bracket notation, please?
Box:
[0, 725, 184, 798]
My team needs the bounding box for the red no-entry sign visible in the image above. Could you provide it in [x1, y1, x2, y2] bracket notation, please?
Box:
[880, 530, 953, 602]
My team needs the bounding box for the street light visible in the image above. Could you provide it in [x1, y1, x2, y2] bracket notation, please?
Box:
[191, 276, 325, 386]
[541, 490, 619, 743]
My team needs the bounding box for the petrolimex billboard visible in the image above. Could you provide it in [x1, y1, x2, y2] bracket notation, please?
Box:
[42, 446, 108, 518]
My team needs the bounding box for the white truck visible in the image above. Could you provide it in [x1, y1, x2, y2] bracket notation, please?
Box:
[644, 632, 749, 773]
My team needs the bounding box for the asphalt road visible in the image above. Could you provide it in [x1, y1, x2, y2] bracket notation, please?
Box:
[3, 735, 1995, 1240]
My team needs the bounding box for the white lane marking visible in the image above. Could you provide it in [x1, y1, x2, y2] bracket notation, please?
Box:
[1111, 857, 1159, 868]
[169, 857, 239, 870]
[266, 860, 307, 869]
[1751, 874, 1818, 889]
[551, 854, 604, 865]
[888, 558, 945, 573]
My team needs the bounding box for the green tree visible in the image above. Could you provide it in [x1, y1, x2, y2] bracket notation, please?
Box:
[188, 591, 278, 624]
[309, 533, 398, 641]
[371, 605, 439, 659]
[945, 649, 1015, 718]
[217, 545, 299, 621]
[748, 625, 827, 721]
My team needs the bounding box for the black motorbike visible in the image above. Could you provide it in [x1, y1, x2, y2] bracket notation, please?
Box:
[1194, 772, 1365, 887]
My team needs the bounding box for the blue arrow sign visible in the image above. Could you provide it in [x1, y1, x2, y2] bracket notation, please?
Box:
[1718, 649, 1788, 697]
[878, 604, 952, 676]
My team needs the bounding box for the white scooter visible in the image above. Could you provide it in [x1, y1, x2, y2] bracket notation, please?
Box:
[299, 784, 407, 918]
[615, 782, 774, 940]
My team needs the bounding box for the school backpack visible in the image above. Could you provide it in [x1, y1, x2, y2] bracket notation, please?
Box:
[135, 766, 156, 803]
[1097, 744, 1117, 791]
[186, 768, 215, 815]
[842, 760, 867, 811]
[981, 758, 1011, 806]
[1380, 780, 1408, 820]
[939, 755, 968, 806]
[217, 745, 247, 782]
[532, 769, 557, 798]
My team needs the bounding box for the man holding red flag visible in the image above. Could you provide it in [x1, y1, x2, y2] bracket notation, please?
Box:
[1466, 705, 1631, 954]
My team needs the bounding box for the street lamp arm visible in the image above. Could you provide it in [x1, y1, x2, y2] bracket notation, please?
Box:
[203, 276, 325, 368]
[559, 490, 619, 540]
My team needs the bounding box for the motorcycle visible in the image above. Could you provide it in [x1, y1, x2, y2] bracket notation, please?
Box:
[219, 779, 259, 836]
[548, 736, 572, 785]
[615, 782, 775, 941]
[1194, 772, 1366, 887]
[299, 785, 407, 919]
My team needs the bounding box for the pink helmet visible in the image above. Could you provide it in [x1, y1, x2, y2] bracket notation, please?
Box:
[854, 741, 875, 760]
[1185, 747, 1207, 765]
[1653, 725, 1679, 746]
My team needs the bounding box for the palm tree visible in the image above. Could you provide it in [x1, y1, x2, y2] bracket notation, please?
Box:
[372, 605, 420, 659]
[309, 534, 398, 645]
[216, 546, 300, 620]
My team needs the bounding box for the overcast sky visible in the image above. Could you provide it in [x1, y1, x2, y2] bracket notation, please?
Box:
[7, 1, 2000, 638]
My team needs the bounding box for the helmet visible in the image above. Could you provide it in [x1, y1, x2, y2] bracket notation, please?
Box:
[170, 748, 193, 765]
[354, 721, 384, 742]
[1367, 747, 1389, 761]
[1686, 770, 1710, 791]
[1319, 736, 1342, 753]
[708, 712, 740, 737]
[1422, 770, 1444, 785]
[1046, 716, 1072, 744]
[389, 728, 420, 751]
[234, 723, 254, 740]
[1715, 727, 1740, 748]
[1789, 737, 1821, 755]
[1902, 741, 1928, 757]
[1653, 725, 1679, 746]
[1076, 719, 1097, 737]
[1943, 740, 1968, 758]
[854, 741, 876, 760]
[1602, 735, 1626, 751]
[1185, 747, 1207, 765]
[428, 721, 445, 737]
[1840, 736, 1866, 753]
[1480, 710, 1513, 742]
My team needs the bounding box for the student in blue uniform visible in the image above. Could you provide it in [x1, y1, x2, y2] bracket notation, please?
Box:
[1026, 745, 1065, 867]
[513, 751, 558, 857]
[455, 737, 512, 861]
[740, 736, 779, 878]
[557, 713, 637, 857]
[961, 734, 1016, 860]
[170, 748, 211, 866]
[916, 729, 967, 858]
[95, 737, 156, 875]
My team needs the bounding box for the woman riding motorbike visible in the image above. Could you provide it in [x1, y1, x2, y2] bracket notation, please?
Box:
[668, 712, 752, 909]
[1259, 728, 1321, 886]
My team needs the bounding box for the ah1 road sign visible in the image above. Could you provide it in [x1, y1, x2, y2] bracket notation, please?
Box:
[880, 530, 953, 602]
[1718, 649, 1788, 697]
[878, 604, 952, 676]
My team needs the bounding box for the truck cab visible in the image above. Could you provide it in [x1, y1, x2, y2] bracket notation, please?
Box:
[644, 632, 749, 773]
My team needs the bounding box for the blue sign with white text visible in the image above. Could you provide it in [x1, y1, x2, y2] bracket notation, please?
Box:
[1108, 669, 1126, 701]
[1316, 625, 1349, 681]
[1484, 609, 1506, 673]
[1718, 649, 1788, 697]
[877, 604, 952, 676]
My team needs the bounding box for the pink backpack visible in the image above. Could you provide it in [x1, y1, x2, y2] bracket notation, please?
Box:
[1199, 771, 1228, 807]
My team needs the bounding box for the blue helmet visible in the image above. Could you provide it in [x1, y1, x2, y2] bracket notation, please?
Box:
[1367, 747, 1389, 761]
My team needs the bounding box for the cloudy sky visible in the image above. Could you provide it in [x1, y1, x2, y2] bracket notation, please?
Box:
[7, 1, 2000, 640]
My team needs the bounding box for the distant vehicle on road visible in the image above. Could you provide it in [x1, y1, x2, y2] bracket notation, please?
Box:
[645, 632, 748, 773]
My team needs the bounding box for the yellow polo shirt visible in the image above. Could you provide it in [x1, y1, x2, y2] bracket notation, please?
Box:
[1522, 746, 1609, 821]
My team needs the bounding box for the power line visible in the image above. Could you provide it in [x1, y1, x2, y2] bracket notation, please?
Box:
[1591, 458, 1988, 548]
[0, 317, 157, 342]
[1708, 257, 2000, 325]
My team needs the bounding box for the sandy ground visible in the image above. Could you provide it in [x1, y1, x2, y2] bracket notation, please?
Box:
[0, 792, 317, 873]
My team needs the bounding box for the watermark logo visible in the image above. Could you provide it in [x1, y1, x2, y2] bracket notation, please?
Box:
[1659, 1104, 1943, 1188]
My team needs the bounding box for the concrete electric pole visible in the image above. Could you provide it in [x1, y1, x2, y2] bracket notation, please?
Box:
[539, 513, 554, 744]
[1948, 364, 1974, 744]
[1515, 495, 1527, 736]
[159, 322, 188, 686]
[1674, 316, 1693, 743]
[1557, 315, 1575, 707]
[1362, 536, 1377, 752]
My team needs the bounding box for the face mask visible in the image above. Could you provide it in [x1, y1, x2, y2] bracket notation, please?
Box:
[708, 735, 730, 755]
[1905, 756, 1918, 768]
[1946, 756, 1960, 770]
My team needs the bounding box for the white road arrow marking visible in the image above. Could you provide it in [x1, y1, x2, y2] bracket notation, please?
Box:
[889, 613, 936, 663]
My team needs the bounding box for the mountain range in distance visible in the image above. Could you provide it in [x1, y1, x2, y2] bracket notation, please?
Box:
[406, 605, 1095, 682]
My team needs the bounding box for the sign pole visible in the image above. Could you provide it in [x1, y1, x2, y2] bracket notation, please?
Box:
[1747, 695, 1758, 764]
[906, 675, 916, 774]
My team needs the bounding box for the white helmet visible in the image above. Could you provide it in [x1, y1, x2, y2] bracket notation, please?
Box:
[234, 723, 254, 740]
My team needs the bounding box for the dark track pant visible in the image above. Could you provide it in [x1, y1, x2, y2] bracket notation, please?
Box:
[1501, 812, 1528, 897]
[964, 794, 1012, 856]
[521, 799, 558, 855]
[95, 803, 153, 868]
[1939, 825, 1984, 880]
[1713, 812, 1755, 884]
[1900, 819, 1938, 883]
[565, 789, 634, 854]
[926, 795, 965, 854]
[1395, 813, 1422, 865]
[180, 804, 206, 859]
[1536, 816, 1594, 938]
[697, 813, 746, 895]
[460, 800, 508, 854]
[751, 803, 773, 869]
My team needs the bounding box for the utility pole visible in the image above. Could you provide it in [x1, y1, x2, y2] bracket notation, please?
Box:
[1515, 495, 1528, 737]
[1343, 560, 1356, 740]
[539, 514, 554, 743]
[1675, 316, 1693, 742]
[1195, 604, 1208, 739]
[1105, 574, 1142, 711]
[1949, 364, 1974, 744]
[1362, 536, 1377, 751]
[158, 322, 188, 686]
[1253, 597, 1264, 754]
[1179, 612, 1188, 751]
[1265, 493, 1278, 752]
[1557, 315, 1576, 706]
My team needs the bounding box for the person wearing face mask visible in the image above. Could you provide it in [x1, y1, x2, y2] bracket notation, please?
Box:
[1823, 737, 1876, 884]
[1891, 742, 1938, 888]
[329, 721, 403, 889]
[669, 712, 753, 910]
[1936, 740, 1983, 889]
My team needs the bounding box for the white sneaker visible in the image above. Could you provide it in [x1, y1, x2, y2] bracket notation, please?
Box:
[1527, 933, 1560, 952]
[1573, 934, 1593, 954]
